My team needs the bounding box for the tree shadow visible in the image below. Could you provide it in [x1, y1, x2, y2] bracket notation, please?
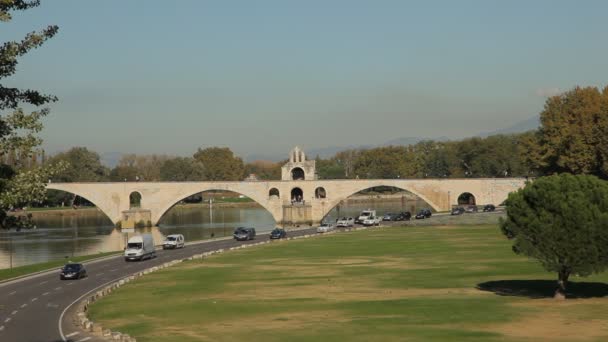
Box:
[476, 280, 608, 299]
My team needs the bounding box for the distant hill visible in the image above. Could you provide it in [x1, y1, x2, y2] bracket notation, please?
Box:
[100, 152, 123, 168]
[479, 116, 539, 137]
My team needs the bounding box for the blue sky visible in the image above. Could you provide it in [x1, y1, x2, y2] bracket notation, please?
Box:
[3, 0, 608, 159]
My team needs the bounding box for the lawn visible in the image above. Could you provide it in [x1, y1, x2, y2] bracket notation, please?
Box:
[88, 225, 608, 341]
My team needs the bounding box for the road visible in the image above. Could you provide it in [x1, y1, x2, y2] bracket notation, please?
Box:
[0, 227, 318, 342]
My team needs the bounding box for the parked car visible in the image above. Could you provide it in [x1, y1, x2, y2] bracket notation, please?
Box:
[415, 209, 432, 219]
[317, 223, 335, 233]
[60, 263, 87, 280]
[336, 217, 355, 227]
[163, 234, 185, 249]
[483, 204, 496, 212]
[363, 215, 381, 226]
[451, 207, 465, 215]
[356, 210, 376, 224]
[465, 205, 478, 213]
[382, 213, 396, 221]
[234, 227, 256, 241]
[269, 228, 287, 239]
[394, 211, 412, 221]
[124, 234, 156, 261]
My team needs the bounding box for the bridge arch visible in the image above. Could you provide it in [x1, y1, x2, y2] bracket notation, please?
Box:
[154, 185, 281, 225]
[319, 181, 442, 221]
[44, 186, 117, 224]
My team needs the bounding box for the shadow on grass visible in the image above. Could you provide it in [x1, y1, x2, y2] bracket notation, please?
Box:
[476, 280, 608, 299]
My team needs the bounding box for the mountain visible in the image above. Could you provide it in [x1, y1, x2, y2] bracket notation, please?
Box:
[479, 116, 540, 137]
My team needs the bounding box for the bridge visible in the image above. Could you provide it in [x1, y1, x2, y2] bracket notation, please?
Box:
[46, 147, 527, 226]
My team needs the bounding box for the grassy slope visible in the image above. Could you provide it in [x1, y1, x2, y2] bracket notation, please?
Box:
[88, 226, 608, 342]
[0, 251, 120, 282]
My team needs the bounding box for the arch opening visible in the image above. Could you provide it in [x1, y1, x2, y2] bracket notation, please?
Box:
[129, 192, 142, 209]
[290, 187, 304, 204]
[157, 189, 277, 229]
[457, 192, 476, 206]
[315, 187, 326, 199]
[291, 167, 305, 180]
[269, 188, 280, 199]
[321, 185, 438, 223]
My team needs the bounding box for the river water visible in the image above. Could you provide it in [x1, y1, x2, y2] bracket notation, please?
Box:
[0, 199, 426, 269]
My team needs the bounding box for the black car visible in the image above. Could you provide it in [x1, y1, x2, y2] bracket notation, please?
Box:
[451, 207, 465, 215]
[60, 263, 87, 280]
[395, 211, 412, 221]
[483, 204, 496, 212]
[233, 227, 256, 241]
[269, 228, 287, 239]
[415, 209, 432, 219]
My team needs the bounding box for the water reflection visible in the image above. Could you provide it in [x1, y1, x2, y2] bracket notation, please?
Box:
[0, 198, 429, 269]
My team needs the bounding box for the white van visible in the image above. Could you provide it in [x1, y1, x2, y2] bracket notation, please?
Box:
[356, 210, 376, 224]
[163, 234, 185, 249]
[124, 234, 156, 261]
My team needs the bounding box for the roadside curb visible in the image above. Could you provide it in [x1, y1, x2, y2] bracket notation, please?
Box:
[71, 225, 383, 341]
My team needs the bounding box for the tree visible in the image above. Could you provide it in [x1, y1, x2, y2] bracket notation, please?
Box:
[115, 154, 171, 181]
[160, 157, 205, 181]
[48, 147, 108, 182]
[193, 147, 245, 181]
[0, 1, 65, 227]
[500, 174, 608, 299]
[244, 160, 281, 180]
[531, 86, 608, 178]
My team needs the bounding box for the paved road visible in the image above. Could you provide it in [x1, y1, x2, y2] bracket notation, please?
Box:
[0, 227, 318, 342]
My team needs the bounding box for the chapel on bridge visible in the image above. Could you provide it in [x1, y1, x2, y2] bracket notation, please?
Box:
[281, 146, 316, 181]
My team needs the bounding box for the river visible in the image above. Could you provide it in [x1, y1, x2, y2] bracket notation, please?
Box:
[0, 199, 427, 269]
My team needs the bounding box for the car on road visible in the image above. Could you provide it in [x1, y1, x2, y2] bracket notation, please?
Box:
[60, 263, 87, 280]
[382, 213, 396, 221]
[394, 211, 412, 221]
[465, 205, 478, 213]
[269, 228, 287, 239]
[483, 204, 496, 212]
[317, 223, 335, 233]
[125, 234, 156, 261]
[363, 215, 381, 226]
[415, 209, 432, 219]
[163, 234, 185, 249]
[356, 210, 376, 224]
[451, 207, 465, 215]
[336, 217, 355, 227]
[234, 227, 256, 241]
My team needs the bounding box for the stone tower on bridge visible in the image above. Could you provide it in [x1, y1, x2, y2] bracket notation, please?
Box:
[281, 146, 316, 181]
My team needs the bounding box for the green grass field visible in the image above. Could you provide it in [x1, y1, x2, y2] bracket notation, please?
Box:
[88, 225, 608, 341]
[0, 251, 120, 282]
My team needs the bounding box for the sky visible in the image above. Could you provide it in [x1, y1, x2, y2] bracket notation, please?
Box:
[3, 0, 608, 159]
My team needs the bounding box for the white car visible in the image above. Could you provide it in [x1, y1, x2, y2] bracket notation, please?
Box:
[162, 234, 185, 249]
[317, 223, 335, 233]
[336, 217, 355, 227]
[362, 215, 381, 226]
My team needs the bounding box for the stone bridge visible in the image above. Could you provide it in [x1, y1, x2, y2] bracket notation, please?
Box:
[46, 178, 526, 226]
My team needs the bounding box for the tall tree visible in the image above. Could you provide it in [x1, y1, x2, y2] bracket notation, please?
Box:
[160, 157, 205, 181]
[115, 154, 171, 181]
[244, 160, 281, 180]
[532, 86, 607, 178]
[193, 147, 244, 181]
[48, 147, 108, 182]
[0, 1, 65, 227]
[500, 174, 608, 299]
